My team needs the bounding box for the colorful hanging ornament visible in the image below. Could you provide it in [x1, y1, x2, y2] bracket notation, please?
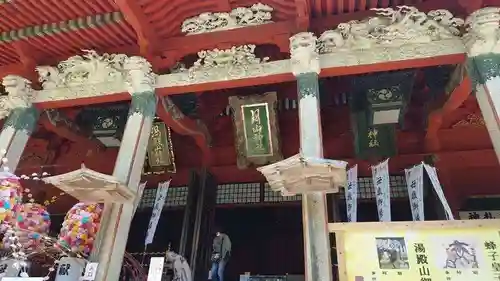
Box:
[0, 171, 23, 227]
[2, 203, 51, 250]
[58, 203, 103, 255]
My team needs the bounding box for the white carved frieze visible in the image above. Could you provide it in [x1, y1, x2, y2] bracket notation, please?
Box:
[34, 50, 156, 101]
[463, 7, 500, 57]
[170, 44, 273, 83]
[317, 6, 464, 54]
[181, 3, 273, 35]
[32, 4, 471, 104]
[0, 75, 34, 119]
[36, 50, 128, 89]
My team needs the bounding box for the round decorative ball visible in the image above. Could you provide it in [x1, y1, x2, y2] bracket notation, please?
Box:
[58, 203, 103, 255]
[0, 172, 23, 225]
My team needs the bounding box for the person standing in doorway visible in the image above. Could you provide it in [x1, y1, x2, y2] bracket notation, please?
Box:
[210, 227, 231, 281]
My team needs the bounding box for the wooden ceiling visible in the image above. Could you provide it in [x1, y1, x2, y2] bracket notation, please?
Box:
[0, 0, 473, 77]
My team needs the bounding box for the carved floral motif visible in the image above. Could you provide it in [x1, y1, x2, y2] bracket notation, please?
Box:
[317, 6, 464, 53]
[179, 44, 270, 80]
[35, 50, 155, 100]
[36, 50, 128, 89]
[181, 3, 273, 35]
[0, 75, 34, 119]
[463, 7, 500, 57]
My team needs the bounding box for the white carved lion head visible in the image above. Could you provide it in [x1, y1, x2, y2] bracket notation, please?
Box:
[466, 7, 500, 36]
[124, 56, 156, 93]
[2, 75, 33, 109]
[289, 32, 318, 56]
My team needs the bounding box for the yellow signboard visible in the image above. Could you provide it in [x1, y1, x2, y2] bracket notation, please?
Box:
[329, 220, 500, 281]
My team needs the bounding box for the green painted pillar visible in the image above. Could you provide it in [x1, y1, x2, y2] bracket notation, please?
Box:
[465, 7, 500, 164]
[290, 32, 333, 281]
[0, 76, 39, 171]
[94, 57, 157, 281]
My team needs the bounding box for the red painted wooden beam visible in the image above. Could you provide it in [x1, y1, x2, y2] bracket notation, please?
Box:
[114, 0, 160, 61]
[217, 0, 231, 11]
[426, 73, 472, 151]
[144, 149, 500, 186]
[39, 111, 104, 154]
[158, 21, 295, 68]
[295, 0, 310, 31]
[11, 41, 38, 83]
[458, 0, 483, 14]
[156, 96, 213, 166]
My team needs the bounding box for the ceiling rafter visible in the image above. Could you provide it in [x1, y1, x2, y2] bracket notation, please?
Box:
[114, 0, 160, 63]
[426, 69, 472, 152]
[156, 97, 213, 166]
[39, 110, 104, 154]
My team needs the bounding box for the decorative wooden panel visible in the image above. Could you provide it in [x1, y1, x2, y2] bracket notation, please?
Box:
[229, 92, 283, 169]
[144, 122, 176, 174]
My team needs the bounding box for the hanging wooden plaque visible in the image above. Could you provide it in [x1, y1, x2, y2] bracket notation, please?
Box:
[144, 122, 176, 174]
[229, 92, 282, 169]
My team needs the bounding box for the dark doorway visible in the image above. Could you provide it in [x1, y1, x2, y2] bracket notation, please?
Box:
[214, 205, 304, 281]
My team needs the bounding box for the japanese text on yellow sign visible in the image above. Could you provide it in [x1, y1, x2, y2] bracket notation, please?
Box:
[343, 228, 500, 281]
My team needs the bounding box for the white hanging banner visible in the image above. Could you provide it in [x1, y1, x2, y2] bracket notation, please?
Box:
[54, 257, 86, 281]
[345, 165, 358, 222]
[147, 257, 165, 281]
[371, 159, 391, 222]
[405, 163, 424, 221]
[144, 180, 171, 245]
[423, 163, 454, 220]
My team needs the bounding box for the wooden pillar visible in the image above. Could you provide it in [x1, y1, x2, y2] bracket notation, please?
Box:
[0, 76, 39, 171]
[94, 57, 157, 281]
[191, 169, 217, 281]
[179, 170, 199, 259]
[290, 32, 333, 281]
[466, 8, 500, 164]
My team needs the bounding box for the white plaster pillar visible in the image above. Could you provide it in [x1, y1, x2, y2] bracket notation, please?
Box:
[290, 32, 333, 281]
[93, 57, 157, 281]
[0, 76, 39, 171]
[465, 7, 500, 163]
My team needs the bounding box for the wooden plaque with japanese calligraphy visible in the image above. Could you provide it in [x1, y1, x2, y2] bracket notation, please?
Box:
[145, 122, 176, 174]
[351, 111, 397, 160]
[229, 92, 282, 169]
[329, 220, 500, 281]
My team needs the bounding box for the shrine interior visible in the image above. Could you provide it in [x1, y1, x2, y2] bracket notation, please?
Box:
[0, 0, 499, 280]
[15, 61, 500, 280]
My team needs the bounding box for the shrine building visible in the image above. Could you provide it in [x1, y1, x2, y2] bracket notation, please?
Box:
[1, 0, 500, 280]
